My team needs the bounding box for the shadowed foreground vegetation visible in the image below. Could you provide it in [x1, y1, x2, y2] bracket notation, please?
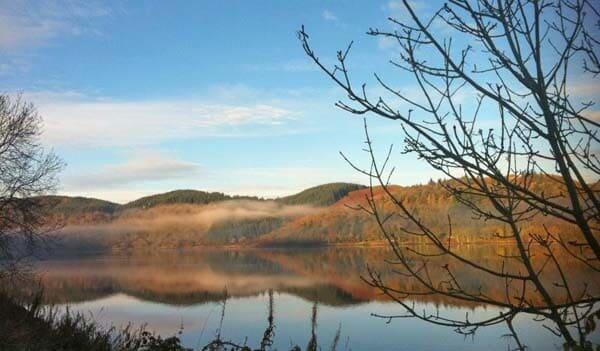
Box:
[0, 290, 189, 351]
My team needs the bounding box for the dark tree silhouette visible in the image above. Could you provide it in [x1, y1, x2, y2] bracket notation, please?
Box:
[0, 94, 63, 279]
[299, 0, 600, 349]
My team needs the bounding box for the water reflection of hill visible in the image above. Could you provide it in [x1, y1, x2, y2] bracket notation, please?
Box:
[34, 246, 599, 308]
[36, 249, 369, 306]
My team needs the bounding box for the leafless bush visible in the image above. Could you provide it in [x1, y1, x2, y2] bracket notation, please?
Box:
[299, 0, 600, 349]
[0, 94, 63, 279]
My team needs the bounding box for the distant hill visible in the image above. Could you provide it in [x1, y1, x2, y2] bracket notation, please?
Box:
[122, 189, 259, 209]
[42, 183, 367, 215]
[35, 196, 121, 225]
[36, 195, 120, 214]
[260, 176, 575, 246]
[277, 183, 365, 206]
[40, 176, 575, 251]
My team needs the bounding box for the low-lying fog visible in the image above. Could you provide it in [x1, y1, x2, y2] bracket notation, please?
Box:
[51, 200, 322, 250]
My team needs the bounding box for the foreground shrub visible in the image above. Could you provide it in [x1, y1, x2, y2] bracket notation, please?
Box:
[0, 291, 190, 351]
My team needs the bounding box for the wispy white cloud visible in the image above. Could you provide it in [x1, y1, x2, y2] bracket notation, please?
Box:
[567, 80, 600, 99]
[321, 9, 348, 28]
[322, 10, 339, 22]
[0, 56, 31, 76]
[390, 1, 429, 14]
[0, 13, 68, 50]
[0, 0, 109, 50]
[381, 1, 456, 39]
[583, 110, 600, 122]
[384, 0, 426, 21]
[240, 59, 318, 73]
[24, 91, 294, 147]
[64, 152, 202, 189]
[376, 1, 431, 53]
[377, 36, 397, 51]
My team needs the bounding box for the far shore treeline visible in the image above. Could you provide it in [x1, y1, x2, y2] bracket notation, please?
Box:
[35, 176, 579, 252]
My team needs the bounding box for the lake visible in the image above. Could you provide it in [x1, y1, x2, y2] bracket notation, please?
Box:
[31, 246, 600, 350]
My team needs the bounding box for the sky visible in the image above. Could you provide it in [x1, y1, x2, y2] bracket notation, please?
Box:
[1, 0, 598, 203]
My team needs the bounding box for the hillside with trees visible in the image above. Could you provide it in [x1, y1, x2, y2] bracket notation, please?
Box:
[259, 176, 578, 246]
[277, 183, 366, 206]
[35, 196, 120, 225]
[39, 176, 579, 251]
[122, 190, 259, 209]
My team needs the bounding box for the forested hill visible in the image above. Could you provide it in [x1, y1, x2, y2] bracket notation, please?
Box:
[34, 196, 121, 225]
[277, 183, 366, 206]
[41, 176, 575, 250]
[122, 190, 259, 209]
[41, 183, 367, 217]
[36, 196, 120, 214]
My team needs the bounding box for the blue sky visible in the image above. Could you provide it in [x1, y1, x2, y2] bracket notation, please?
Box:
[1, 1, 597, 203]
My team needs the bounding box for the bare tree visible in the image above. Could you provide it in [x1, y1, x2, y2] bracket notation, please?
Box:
[0, 94, 63, 279]
[299, 0, 599, 349]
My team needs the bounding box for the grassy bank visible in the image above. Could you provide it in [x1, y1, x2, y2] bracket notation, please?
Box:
[0, 291, 189, 351]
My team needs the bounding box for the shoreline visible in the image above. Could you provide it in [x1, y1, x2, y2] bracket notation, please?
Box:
[39, 239, 518, 259]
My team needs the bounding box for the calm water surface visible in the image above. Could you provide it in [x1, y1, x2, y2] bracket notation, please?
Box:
[33, 247, 599, 350]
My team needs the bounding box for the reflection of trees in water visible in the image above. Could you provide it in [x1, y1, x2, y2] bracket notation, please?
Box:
[32, 246, 599, 309]
[257, 246, 599, 307]
[201, 290, 346, 351]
